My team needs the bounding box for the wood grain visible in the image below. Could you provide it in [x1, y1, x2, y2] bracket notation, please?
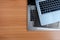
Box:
[0, 0, 60, 40]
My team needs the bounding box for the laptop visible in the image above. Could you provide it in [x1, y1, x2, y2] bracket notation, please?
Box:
[35, 0, 60, 25]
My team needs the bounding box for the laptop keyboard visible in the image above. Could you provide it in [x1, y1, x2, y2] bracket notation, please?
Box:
[39, 0, 60, 14]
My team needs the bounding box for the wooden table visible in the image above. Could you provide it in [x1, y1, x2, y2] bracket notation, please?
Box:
[0, 0, 60, 40]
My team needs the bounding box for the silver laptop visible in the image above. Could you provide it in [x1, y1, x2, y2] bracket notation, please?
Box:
[36, 0, 60, 25]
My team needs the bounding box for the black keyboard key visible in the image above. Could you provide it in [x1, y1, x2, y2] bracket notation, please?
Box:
[30, 10, 35, 21]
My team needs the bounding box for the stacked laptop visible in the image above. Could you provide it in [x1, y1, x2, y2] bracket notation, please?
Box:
[28, 0, 60, 28]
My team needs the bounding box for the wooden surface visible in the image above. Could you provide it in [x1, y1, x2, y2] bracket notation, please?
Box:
[0, 0, 60, 40]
